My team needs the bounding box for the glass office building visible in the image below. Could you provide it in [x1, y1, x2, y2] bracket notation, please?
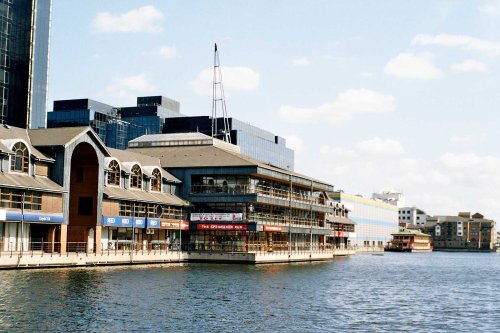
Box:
[163, 116, 295, 170]
[0, 0, 51, 129]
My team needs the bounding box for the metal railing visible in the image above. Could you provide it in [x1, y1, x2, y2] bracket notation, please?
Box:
[190, 184, 328, 207]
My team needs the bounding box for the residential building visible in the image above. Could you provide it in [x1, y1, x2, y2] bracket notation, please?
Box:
[425, 212, 496, 251]
[0, 0, 51, 129]
[163, 116, 294, 170]
[399, 206, 427, 227]
[329, 191, 399, 250]
[128, 132, 335, 257]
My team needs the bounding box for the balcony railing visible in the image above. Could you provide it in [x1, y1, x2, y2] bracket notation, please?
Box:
[191, 184, 328, 207]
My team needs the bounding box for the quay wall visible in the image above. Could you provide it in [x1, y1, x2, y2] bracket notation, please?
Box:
[0, 249, 355, 269]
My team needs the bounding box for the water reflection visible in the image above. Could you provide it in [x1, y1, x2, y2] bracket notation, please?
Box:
[0, 254, 499, 332]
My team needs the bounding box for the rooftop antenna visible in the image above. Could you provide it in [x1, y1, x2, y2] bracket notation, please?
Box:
[211, 43, 231, 143]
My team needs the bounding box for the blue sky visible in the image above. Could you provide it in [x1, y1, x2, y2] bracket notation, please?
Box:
[49, 1, 500, 219]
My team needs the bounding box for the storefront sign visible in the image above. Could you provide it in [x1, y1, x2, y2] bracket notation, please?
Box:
[191, 213, 243, 222]
[158, 219, 190, 230]
[3, 210, 64, 223]
[196, 224, 248, 231]
[103, 216, 145, 228]
[146, 218, 161, 229]
[263, 225, 285, 232]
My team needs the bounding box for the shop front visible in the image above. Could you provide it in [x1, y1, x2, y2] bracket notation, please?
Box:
[101, 215, 146, 250]
[146, 218, 189, 250]
[0, 210, 64, 252]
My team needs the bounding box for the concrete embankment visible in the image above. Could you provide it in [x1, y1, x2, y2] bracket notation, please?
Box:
[0, 249, 355, 269]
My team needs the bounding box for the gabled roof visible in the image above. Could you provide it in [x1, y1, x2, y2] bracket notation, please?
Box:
[28, 127, 110, 156]
[0, 125, 54, 162]
[107, 147, 180, 182]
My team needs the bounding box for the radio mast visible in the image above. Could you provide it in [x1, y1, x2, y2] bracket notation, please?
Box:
[211, 43, 231, 143]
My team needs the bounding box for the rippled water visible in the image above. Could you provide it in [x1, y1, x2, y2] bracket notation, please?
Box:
[0, 252, 499, 332]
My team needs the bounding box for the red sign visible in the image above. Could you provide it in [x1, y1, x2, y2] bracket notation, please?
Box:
[332, 231, 345, 237]
[263, 225, 285, 232]
[196, 224, 248, 231]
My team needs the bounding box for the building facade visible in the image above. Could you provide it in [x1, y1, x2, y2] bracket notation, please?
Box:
[0, 0, 51, 129]
[163, 116, 295, 170]
[399, 206, 427, 228]
[129, 132, 335, 254]
[330, 192, 399, 250]
[425, 212, 496, 251]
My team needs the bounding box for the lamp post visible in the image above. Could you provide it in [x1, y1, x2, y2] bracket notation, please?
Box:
[20, 192, 25, 256]
[131, 202, 135, 262]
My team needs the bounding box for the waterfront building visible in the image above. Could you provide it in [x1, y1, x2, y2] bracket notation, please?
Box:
[0, 124, 64, 252]
[384, 229, 432, 252]
[325, 201, 356, 249]
[163, 116, 294, 170]
[329, 191, 399, 250]
[128, 132, 334, 255]
[399, 206, 427, 228]
[0, 0, 51, 129]
[425, 212, 496, 251]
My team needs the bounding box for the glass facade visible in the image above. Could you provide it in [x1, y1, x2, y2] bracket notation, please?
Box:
[163, 116, 295, 170]
[0, 0, 51, 129]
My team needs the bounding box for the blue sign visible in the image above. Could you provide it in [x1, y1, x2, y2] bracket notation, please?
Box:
[146, 218, 160, 229]
[103, 216, 145, 228]
[4, 211, 64, 223]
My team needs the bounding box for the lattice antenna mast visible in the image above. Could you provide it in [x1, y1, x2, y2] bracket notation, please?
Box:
[211, 43, 231, 143]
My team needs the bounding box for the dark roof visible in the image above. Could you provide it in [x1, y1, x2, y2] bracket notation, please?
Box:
[103, 187, 188, 206]
[28, 127, 110, 156]
[129, 145, 333, 189]
[325, 215, 357, 225]
[0, 125, 54, 161]
[0, 172, 65, 193]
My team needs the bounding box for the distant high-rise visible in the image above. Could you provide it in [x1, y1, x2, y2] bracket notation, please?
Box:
[0, 0, 51, 129]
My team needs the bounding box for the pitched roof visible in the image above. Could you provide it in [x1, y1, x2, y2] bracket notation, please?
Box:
[129, 144, 332, 189]
[103, 186, 188, 206]
[28, 127, 110, 156]
[0, 125, 54, 161]
[0, 172, 65, 193]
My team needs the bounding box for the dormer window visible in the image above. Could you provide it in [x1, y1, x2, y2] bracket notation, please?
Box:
[130, 164, 142, 189]
[11, 142, 29, 173]
[151, 168, 161, 192]
[107, 160, 120, 186]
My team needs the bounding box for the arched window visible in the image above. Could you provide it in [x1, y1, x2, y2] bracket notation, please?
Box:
[151, 168, 161, 192]
[130, 164, 142, 189]
[11, 142, 29, 173]
[107, 160, 120, 186]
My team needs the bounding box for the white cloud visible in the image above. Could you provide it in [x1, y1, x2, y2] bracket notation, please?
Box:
[284, 135, 304, 153]
[319, 145, 358, 158]
[478, 2, 500, 15]
[188, 66, 260, 95]
[384, 52, 441, 79]
[292, 58, 310, 67]
[411, 33, 500, 55]
[106, 74, 156, 97]
[451, 59, 488, 72]
[449, 134, 487, 144]
[158, 46, 179, 59]
[91, 6, 164, 33]
[278, 89, 395, 125]
[356, 137, 405, 155]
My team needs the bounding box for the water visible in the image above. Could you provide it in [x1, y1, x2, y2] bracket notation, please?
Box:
[0, 252, 499, 332]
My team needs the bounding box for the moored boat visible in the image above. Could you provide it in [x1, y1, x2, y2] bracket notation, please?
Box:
[384, 229, 432, 252]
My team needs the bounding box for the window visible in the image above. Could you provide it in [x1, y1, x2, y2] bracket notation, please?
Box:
[11, 142, 29, 173]
[0, 189, 42, 210]
[107, 160, 120, 186]
[130, 164, 142, 189]
[151, 168, 161, 192]
[78, 197, 93, 215]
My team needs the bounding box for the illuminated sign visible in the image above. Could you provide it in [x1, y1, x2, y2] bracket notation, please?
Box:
[263, 225, 284, 232]
[3, 211, 64, 223]
[196, 224, 248, 231]
[103, 216, 145, 228]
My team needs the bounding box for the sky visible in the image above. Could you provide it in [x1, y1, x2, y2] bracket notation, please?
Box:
[49, 0, 500, 220]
